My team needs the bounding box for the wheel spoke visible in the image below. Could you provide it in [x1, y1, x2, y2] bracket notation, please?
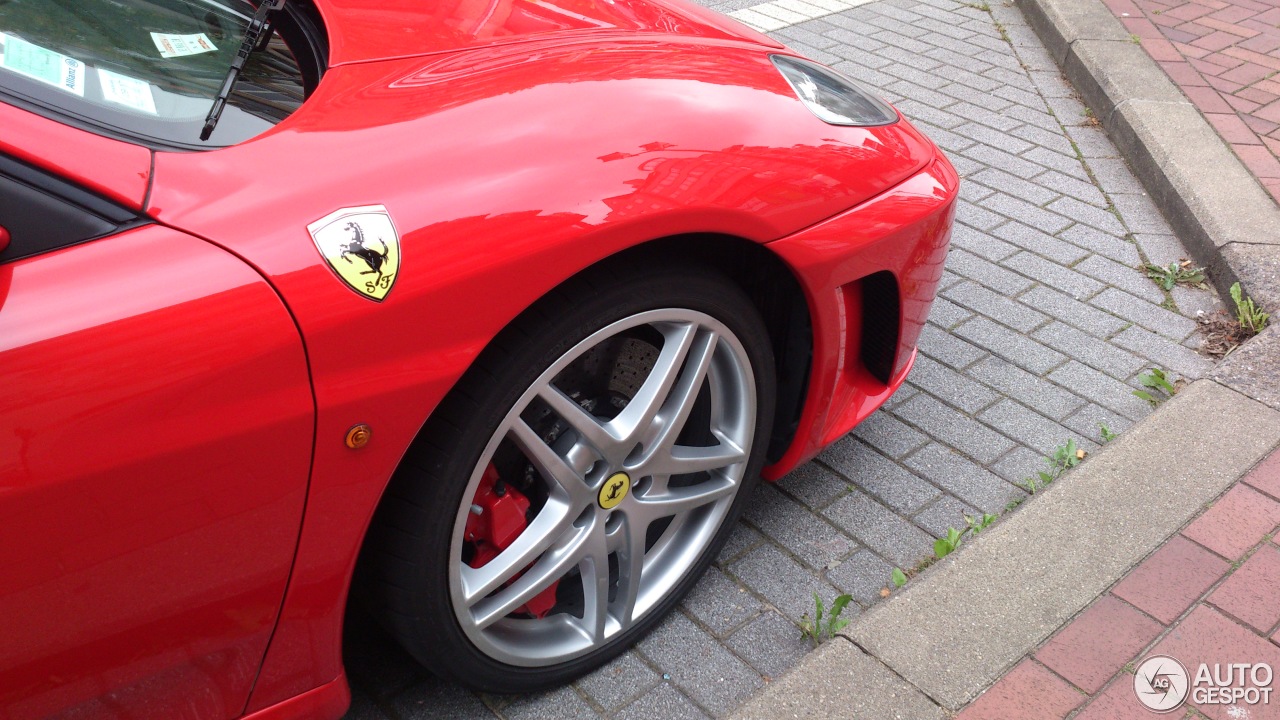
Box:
[508, 418, 590, 503]
[611, 322, 699, 444]
[631, 475, 736, 525]
[470, 520, 596, 630]
[577, 532, 612, 643]
[613, 516, 647, 627]
[648, 437, 747, 478]
[638, 329, 718, 462]
[539, 384, 619, 457]
[460, 498, 574, 604]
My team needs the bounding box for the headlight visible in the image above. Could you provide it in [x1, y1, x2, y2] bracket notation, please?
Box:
[771, 55, 898, 127]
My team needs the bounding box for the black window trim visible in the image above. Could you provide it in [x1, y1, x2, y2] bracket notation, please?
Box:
[0, 152, 150, 264]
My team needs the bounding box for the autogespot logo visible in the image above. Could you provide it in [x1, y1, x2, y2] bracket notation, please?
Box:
[1134, 655, 1275, 713]
[1134, 655, 1190, 713]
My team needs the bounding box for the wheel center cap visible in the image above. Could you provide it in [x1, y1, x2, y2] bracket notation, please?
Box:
[598, 472, 630, 510]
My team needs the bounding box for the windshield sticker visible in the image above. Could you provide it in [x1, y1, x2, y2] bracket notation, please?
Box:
[0, 34, 86, 96]
[97, 68, 157, 115]
[150, 32, 218, 58]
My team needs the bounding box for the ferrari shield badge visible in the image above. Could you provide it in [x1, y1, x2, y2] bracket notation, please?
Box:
[308, 205, 401, 301]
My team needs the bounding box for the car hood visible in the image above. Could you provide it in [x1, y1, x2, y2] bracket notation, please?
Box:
[313, 0, 783, 66]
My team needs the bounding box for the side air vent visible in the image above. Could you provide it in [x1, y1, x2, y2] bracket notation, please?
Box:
[860, 271, 900, 385]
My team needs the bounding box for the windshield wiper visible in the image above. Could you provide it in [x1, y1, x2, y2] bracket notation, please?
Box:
[200, 0, 286, 141]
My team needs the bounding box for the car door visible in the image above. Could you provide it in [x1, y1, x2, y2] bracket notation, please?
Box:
[0, 152, 315, 720]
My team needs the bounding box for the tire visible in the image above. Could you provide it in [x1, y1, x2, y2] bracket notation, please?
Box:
[361, 263, 776, 693]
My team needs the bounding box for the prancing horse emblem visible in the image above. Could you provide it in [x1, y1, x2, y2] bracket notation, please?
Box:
[307, 205, 400, 301]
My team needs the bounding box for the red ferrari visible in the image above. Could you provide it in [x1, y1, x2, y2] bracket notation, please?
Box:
[0, 0, 955, 717]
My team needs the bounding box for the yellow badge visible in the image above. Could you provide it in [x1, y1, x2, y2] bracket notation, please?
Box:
[598, 472, 630, 510]
[307, 205, 400, 301]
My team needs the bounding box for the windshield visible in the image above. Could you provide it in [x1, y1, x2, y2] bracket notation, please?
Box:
[0, 0, 325, 149]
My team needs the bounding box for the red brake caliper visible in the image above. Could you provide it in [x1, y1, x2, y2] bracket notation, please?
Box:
[463, 464, 559, 619]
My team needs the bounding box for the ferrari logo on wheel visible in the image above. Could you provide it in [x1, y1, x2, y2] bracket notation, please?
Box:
[598, 472, 630, 510]
[307, 205, 401, 301]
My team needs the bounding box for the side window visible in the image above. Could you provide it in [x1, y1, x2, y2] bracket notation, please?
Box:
[0, 154, 143, 264]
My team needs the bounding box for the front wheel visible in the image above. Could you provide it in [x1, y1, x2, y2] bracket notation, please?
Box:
[362, 265, 776, 692]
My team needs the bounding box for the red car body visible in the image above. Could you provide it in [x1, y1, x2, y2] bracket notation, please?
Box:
[0, 0, 956, 717]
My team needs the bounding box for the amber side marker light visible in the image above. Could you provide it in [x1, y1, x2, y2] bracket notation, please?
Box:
[345, 424, 372, 449]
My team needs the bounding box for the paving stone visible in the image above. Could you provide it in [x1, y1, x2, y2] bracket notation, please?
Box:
[575, 652, 662, 713]
[1031, 321, 1148, 380]
[903, 353, 1001, 414]
[911, 494, 980, 539]
[683, 565, 765, 636]
[635, 612, 764, 715]
[945, 247, 1037, 296]
[853, 408, 930, 459]
[615, 684, 710, 720]
[822, 488, 936, 567]
[1132, 232, 1187, 267]
[1057, 224, 1140, 266]
[743, 483, 858, 569]
[391, 680, 497, 720]
[775, 461, 849, 510]
[818, 436, 942, 513]
[1017, 285, 1128, 339]
[1244, 451, 1280, 503]
[926, 295, 975, 329]
[992, 221, 1090, 266]
[1110, 192, 1174, 235]
[717, 522, 764, 565]
[954, 316, 1067, 375]
[1023, 146, 1092, 182]
[949, 222, 1018, 262]
[954, 659, 1084, 720]
[1075, 254, 1166, 304]
[903, 442, 1027, 513]
[724, 611, 811, 680]
[989, 445, 1047, 487]
[1003, 252, 1105, 299]
[960, 143, 1045, 178]
[730, 541, 839, 624]
[1083, 157, 1147, 196]
[827, 548, 900, 604]
[1209, 543, 1280, 633]
[1090, 287, 1200, 341]
[1182, 483, 1280, 561]
[984, 192, 1073, 234]
[1060, 403, 1134, 443]
[1111, 535, 1230, 625]
[943, 280, 1050, 333]
[1045, 196, 1127, 236]
[918, 322, 989, 370]
[977, 398, 1093, 456]
[1064, 125, 1120, 159]
[892, 392, 1017, 463]
[1111, 325, 1216, 379]
[503, 686, 597, 720]
[1047, 361, 1154, 421]
[1034, 595, 1164, 694]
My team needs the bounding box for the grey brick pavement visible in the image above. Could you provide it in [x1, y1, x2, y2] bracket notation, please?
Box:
[341, 0, 1224, 716]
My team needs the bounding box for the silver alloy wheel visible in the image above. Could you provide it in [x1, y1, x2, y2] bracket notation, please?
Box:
[448, 308, 756, 667]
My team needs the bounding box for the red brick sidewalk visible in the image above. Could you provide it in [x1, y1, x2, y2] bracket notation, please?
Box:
[956, 449, 1280, 719]
[1103, 0, 1280, 204]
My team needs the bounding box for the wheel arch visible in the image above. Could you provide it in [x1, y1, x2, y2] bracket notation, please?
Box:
[344, 231, 813, 614]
